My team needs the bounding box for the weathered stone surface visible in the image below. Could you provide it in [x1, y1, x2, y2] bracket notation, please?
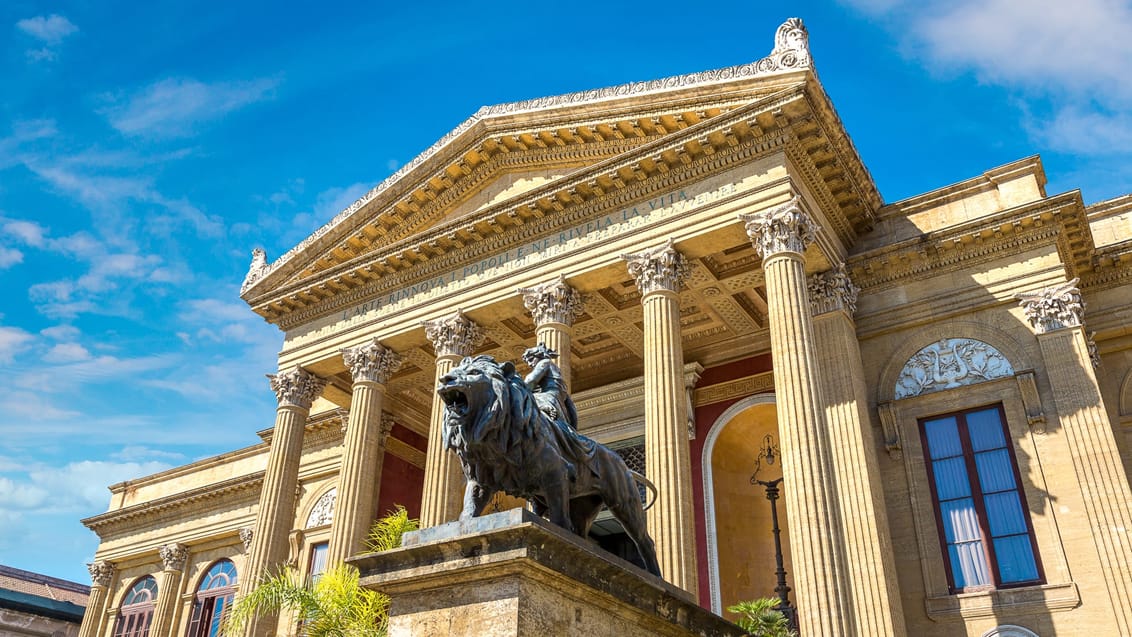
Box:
[352, 509, 744, 637]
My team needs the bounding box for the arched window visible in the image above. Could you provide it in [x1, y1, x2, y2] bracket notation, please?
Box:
[186, 560, 237, 637]
[113, 576, 158, 637]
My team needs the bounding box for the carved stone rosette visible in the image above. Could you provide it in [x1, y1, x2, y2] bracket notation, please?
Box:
[741, 196, 817, 259]
[267, 366, 327, 409]
[808, 264, 859, 316]
[88, 561, 115, 587]
[623, 239, 689, 295]
[159, 543, 189, 571]
[238, 528, 254, 553]
[1017, 278, 1085, 333]
[519, 276, 585, 326]
[423, 310, 484, 358]
[342, 339, 402, 384]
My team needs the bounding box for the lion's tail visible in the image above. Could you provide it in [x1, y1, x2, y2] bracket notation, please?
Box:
[630, 470, 658, 511]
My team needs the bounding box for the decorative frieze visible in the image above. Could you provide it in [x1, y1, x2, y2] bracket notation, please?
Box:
[88, 561, 115, 587]
[1017, 278, 1085, 333]
[306, 488, 336, 528]
[423, 310, 484, 358]
[808, 264, 859, 316]
[159, 543, 188, 571]
[342, 339, 402, 384]
[239, 528, 254, 553]
[894, 338, 1015, 399]
[623, 239, 689, 295]
[741, 196, 817, 258]
[267, 366, 327, 409]
[519, 276, 585, 326]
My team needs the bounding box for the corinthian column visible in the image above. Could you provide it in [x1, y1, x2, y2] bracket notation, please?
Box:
[150, 543, 188, 637]
[77, 561, 115, 637]
[742, 197, 851, 635]
[623, 239, 698, 598]
[420, 311, 484, 527]
[327, 339, 402, 565]
[242, 366, 326, 637]
[809, 265, 906, 637]
[1019, 279, 1132, 633]
[519, 275, 585, 390]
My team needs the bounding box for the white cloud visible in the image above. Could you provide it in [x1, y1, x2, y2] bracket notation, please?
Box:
[0, 460, 172, 515]
[43, 342, 92, 363]
[111, 446, 186, 463]
[0, 247, 22, 268]
[0, 326, 34, 363]
[40, 325, 80, 341]
[101, 77, 279, 139]
[15, 15, 78, 45]
[0, 476, 50, 509]
[2, 218, 47, 247]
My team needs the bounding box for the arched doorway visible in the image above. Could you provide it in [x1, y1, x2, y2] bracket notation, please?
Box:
[702, 395, 794, 615]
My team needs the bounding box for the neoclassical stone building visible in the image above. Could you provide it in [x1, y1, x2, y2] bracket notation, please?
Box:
[80, 19, 1132, 637]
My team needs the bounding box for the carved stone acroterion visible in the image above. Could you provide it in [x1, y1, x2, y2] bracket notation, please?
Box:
[1018, 278, 1085, 333]
[519, 276, 585, 326]
[267, 366, 327, 409]
[623, 239, 689, 295]
[240, 248, 270, 294]
[159, 543, 188, 571]
[342, 339, 402, 384]
[88, 561, 115, 587]
[809, 265, 859, 316]
[424, 310, 485, 358]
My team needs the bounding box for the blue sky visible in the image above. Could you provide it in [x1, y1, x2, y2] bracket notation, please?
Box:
[1, 0, 1129, 584]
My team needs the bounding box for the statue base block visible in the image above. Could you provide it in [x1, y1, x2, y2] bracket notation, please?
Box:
[350, 509, 743, 637]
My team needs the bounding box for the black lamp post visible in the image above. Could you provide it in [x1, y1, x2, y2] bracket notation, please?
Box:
[750, 434, 798, 633]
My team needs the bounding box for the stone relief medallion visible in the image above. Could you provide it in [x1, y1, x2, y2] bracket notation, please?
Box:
[895, 338, 1014, 399]
[306, 488, 336, 528]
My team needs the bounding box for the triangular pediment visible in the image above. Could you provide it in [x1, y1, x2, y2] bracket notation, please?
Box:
[241, 18, 882, 329]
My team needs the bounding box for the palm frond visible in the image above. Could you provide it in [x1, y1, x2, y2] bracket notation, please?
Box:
[363, 505, 419, 553]
[726, 597, 797, 637]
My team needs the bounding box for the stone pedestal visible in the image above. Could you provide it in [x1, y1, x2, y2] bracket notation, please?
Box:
[352, 509, 742, 637]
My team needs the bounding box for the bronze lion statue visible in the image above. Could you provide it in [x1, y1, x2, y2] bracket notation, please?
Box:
[437, 354, 661, 577]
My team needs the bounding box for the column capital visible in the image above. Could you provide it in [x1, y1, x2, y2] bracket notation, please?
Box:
[342, 339, 402, 384]
[267, 366, 327, 409]
[741, 195, 816, 259]
[623, 239, 689, 295]
[158, 543, 188, 572]
[423, 310, 484, 358]
[809, 264, 859, 316]
[1018, 278, 1084, 333]
[87, 561, 116, 588]
[238, 528, 254, 553]
[519, 275, 585, 326]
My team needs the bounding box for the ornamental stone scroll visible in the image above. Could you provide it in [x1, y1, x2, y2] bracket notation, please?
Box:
[740, 196, 817, 259]
[622, 238, 689, 295]
[894, 338, 1015, 399]
[342, 339, 402, 385]
[267, 366, 328, 409]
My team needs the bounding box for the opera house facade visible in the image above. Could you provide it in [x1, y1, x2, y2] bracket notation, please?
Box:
[78, 19, 1132, 637]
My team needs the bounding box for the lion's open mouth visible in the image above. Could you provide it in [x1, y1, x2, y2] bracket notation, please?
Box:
[438, 385, 469, 415]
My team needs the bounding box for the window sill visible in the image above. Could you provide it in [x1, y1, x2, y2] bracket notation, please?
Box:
[925, 582, 1080, 621]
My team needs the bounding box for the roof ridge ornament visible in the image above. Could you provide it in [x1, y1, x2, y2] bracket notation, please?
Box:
[243, 18, 812, 296]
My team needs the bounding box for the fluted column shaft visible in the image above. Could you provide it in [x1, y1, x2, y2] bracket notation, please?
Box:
[328, 339, 401, 565]
[420, 311, 484, 527]
[77, 562, 115, 637]
[521, 276, 584, 390]
[624, 240, 698, 598]
[744, 198, 851, 635]
[1020, 281, 1132, 633]
[810, 267, 906, 637]
[151, 543, 187, 637]
[242, 367, 326, 637]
